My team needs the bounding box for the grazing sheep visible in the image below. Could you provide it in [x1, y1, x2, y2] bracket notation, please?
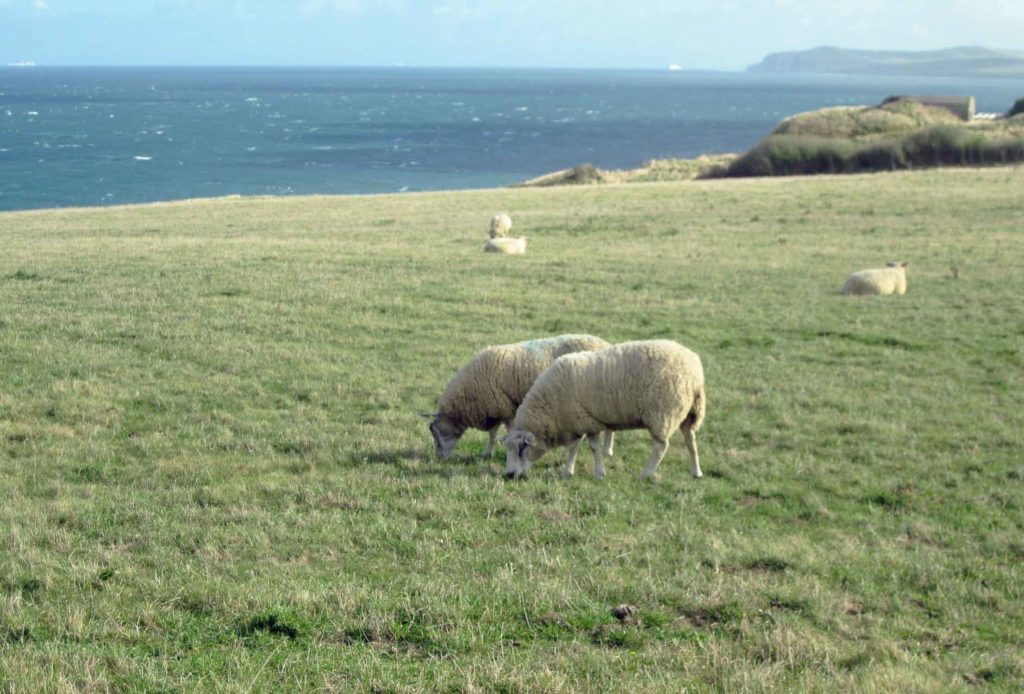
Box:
[426, 335, 614, 459]
[489, 213, 513, 238]
[503, 340, 705, 481]
[842, 261, 908, 296]
[484, 236, 527, 254]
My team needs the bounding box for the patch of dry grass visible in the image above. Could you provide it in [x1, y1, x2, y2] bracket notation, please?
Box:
[518, 154, 738, 187]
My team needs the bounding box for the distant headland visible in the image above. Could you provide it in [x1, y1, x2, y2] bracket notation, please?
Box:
[747, 46, 1024, 79]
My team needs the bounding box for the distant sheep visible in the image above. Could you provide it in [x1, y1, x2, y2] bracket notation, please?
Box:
[484, 237, 527, 254]
[426, 335, 613, 459]
[842, 261, 908, 296]
[489, 213, 513, 238]
[503, 340, 705, 481]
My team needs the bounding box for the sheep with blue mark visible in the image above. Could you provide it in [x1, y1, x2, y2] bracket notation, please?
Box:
[426, 335, 615, 459]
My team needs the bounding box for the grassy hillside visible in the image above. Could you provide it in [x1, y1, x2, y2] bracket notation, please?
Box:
[2, 170, 1023, 691]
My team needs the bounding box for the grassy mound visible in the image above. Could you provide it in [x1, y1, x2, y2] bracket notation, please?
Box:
[1, 170, 1023, 690]
[771, 100, 960, 140]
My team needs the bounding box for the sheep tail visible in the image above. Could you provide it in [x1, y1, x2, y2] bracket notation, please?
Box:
[683, 385, 705, 433]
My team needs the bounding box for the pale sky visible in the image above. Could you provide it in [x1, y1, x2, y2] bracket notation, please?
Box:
[1, 0, 1022, 69]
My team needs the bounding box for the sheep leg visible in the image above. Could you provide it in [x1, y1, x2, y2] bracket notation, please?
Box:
[561, 437, 584, 478]
[587, 433, 606, 479]
[603, 431, 615, 458]
[483, 424, 501, 458]
[640, 438, 669, 480]
[683, 425, 702, 479]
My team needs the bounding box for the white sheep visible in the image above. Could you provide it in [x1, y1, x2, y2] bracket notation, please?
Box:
[484, 237, 527, 254]
[426, 335, 614, 459]
[503, 340, 705, 481]
[842, 261, 908, 296]
[489, 213, 513, 238]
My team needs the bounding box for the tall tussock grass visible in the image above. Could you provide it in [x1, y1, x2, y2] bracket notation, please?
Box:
[719, 125, 1024, 178]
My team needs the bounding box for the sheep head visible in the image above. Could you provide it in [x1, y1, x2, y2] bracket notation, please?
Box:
[427, 413, 466, 459]
[502, 429, 546, 479]
[489, 213, 512, 238]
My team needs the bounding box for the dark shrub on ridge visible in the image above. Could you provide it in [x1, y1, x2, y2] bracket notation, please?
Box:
[720, 125, 1024, 178]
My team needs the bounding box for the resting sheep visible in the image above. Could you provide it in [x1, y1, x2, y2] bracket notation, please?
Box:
[489, 213, 513, 238]
[426, 335, 613, 459]
[842, 261, 908, 296]
[503, 340, 705, 481]
[484, 237, 527, 254]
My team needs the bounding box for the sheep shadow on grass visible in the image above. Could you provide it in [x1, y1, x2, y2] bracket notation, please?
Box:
[349, 447, 427, 467]
[348, 446, 500, 479]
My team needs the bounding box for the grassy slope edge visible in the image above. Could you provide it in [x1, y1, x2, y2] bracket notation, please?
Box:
[518, 155, 738, 187]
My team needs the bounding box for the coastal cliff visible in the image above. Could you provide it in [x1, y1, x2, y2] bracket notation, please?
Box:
[747, 46, 1024, 79]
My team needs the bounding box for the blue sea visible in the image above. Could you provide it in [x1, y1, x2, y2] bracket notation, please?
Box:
[1, 66, 1020, 211]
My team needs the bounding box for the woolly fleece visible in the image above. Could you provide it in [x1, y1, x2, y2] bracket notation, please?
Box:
[484, 237, 527, 254]
[430, 334, 611, 457]
[489, 213, 513, 238]
[505, 340, 705, 479]
[843, 261, 908, 295]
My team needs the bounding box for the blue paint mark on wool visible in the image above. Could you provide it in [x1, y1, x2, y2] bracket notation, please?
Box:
[519, 335, 597, 356]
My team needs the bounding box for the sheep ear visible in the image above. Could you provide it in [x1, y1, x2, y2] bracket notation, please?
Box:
[501, 432, 522, 446]
[523, 432, 535, 446]
[901, 261, 908, 268]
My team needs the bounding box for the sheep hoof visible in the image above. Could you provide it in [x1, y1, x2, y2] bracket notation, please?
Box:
[504, 471, 524, 481]
[560, 469, 575, 479]
[693, 471, 704, 479]
[594, 472, 606, 481]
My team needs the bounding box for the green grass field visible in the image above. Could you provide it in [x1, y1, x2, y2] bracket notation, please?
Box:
[2, 168, 1023, 691]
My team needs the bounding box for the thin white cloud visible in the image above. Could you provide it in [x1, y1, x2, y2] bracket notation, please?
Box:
[953, 0, 1024, 20]
[333, 0, 364, 12]
[300, 0, 370, 17]
[431, 3, 477, 18]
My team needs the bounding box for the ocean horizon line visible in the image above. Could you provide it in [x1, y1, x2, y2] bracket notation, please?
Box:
[3, 63, 740, 74]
